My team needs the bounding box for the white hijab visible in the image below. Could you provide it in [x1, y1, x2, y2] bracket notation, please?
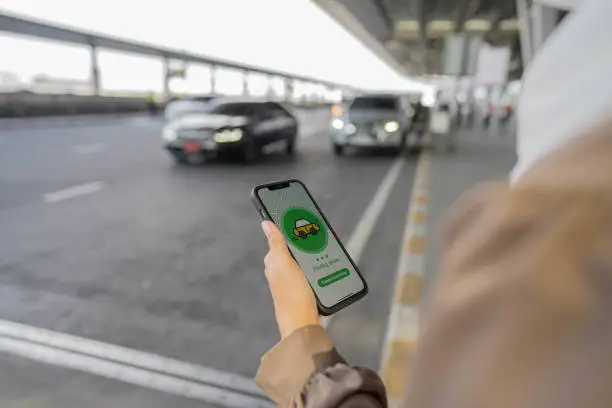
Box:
[511, 0, 612, 183]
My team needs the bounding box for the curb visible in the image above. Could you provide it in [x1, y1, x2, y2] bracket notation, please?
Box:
[379, 151, 430, 407]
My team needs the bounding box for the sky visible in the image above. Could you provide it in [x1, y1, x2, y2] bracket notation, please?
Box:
[0, 0, 427, 94]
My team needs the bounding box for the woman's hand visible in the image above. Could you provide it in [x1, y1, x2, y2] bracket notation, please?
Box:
[261, 220, 321, 339]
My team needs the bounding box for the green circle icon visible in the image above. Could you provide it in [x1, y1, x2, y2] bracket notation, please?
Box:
[281, 207, 328, 254]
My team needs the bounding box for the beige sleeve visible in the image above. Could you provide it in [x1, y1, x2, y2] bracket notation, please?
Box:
[256, 326, 386, 408]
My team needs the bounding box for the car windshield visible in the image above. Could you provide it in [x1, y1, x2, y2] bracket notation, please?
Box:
[350, 97, 397, 110]
[165, 100, 212, 120]
[210, 103, 259, 116]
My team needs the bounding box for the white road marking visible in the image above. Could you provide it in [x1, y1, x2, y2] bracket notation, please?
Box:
[74, 143, 105, 155]
[0, 319, 264, 396]
[43, 182, 105, 203]
[323, 155, 405, 327]
[344, 156, 404, 264]
[0, 335, 272, 408]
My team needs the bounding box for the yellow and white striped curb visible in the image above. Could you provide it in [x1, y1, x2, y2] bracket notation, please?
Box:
[379, 152, 430, 407]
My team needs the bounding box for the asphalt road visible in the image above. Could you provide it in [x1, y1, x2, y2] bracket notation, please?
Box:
[0, 113, 417, 407]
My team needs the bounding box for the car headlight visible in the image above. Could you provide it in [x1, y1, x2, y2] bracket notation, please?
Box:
[384, 121, 400, 133]
[214, 128, 243, 143]
[162, 128, 178, 141]
[332, 119, 356, 134]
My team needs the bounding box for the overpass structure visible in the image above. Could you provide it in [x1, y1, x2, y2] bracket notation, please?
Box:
[314, 0, 574, 79]
[1, 1, 579, 100]
[0, 1, 576, 114]
[0, 11, 353, 101]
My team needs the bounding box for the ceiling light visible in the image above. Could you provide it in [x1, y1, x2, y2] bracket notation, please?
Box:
[464, 19, 492, 31]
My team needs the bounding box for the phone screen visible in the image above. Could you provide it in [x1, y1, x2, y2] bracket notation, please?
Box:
[257, 181, 365, 309]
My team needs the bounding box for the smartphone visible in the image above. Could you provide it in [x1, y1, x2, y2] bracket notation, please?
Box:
[252, 179, 368, 316]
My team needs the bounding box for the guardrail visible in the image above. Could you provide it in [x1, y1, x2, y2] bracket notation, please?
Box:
[0, 92, 335, 118]
[0, 104, 332, 132]
[0, 92, 150, 117]
[0, 92, 329, 118]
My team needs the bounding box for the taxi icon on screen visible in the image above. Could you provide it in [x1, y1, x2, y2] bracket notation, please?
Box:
[293, 219, 320, 239]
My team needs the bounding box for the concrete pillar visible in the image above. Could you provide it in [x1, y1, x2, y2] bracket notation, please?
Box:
[465, 36, 483, 76]
[489, 84, 504, 134]
[90, 44, 100, 95]
[442, 34, 468, 76]
[285, 79, 294, 102]
[210, 65, 216, 95]
[516, 0, 534, 67]
[532, 4, 559, 51]
[243, 71, 249, 96]
[163, 57, 171, 101]
[266, 75, 275, 99]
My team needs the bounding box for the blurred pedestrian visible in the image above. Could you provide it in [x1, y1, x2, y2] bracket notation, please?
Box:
[146, 93, 158, 115]
[255, 1, 612, 407]
[482, 102, 493, 129]
[408, 100, 429, 149]
[500, 104, 513, 134]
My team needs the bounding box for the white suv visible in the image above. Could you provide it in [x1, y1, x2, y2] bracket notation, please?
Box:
[330, 94, 413, 155]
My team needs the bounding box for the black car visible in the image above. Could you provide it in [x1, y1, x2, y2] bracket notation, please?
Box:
[164, 95, 216, 121]
[162, 100, 298, 163]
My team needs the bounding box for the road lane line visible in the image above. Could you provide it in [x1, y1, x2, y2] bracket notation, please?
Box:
[345, 156, 405, 265]
[0, 336, 272, 408]
[323, 155, 405, 327]
[43, 181, 105, 203]
[74, 143, 105, 154]
[0, 318, 264, 398]
[379, 152, 430, 408]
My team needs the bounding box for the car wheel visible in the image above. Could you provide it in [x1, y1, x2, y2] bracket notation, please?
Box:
[333, 143, 344, 156]
[241, 141, 258, 163]
[286, 138, 296, 155]
[397, 131, 408, 152]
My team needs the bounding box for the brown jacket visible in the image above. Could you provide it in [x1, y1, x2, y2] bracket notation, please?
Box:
[255, 124, 612, 408]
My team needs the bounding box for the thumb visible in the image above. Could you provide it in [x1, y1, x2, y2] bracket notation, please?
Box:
[261, 221, 289, 255]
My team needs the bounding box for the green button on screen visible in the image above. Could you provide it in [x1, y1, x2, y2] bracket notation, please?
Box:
[318, 268, 350, 287]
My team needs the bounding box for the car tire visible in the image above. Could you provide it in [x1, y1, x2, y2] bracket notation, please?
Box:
[397, 131, 409, 152]
[333, 143, 344, 156]
[241, 141, 258, 163]
[286, 138, 296, 155]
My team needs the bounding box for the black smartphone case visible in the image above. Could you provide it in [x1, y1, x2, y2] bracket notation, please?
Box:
[251, 179, 368, 316]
